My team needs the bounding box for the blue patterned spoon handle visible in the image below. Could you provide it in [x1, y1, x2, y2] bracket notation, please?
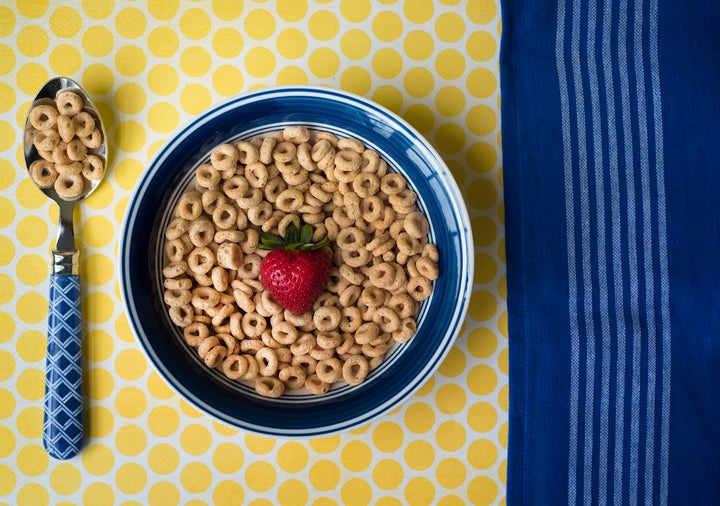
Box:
[43, 274, 83, 460]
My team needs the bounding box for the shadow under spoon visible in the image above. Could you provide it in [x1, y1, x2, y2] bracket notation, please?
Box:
[23, 76, 108, 460]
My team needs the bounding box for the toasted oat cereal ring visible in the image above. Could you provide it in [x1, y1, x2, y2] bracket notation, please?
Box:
[416, 256, 439, 280]
[164, 277, 192, 290]
[271, 321, 299, 345]
[373, 307, 401, 333]
[241, 354, 259, 380]
[211, 303, 235, 327]
[247, 201, 273, 226]
[397, 232, 422, 256]
[222, 354, 249, 380]
[310, 139, 333, 162]
[66, 138, 87, 161]
[407, 276, 433, 301]
[238, 253, 262, 279]
[340, 307, 363, 333]
[196, 163, 221, 189]
[335, 149, 361, 172]
[240, 339, 264, 355]
[56, 90, 83, 116]
[234, 141, 259, 165]
[404, 211, 430, 238]
[278, 365, 306, 389]
[272, 141, 296, 163]
[296, 143, 316, 171]
[187, 246, 215, 275]
[368, 262, 396, 289]
[52, 142, 72, 164]
[56, 161, 82, 175]
[187, 219, 214, 247]
[342, 355, 370, 385]
[72, 111, 95, 137]
[210, 143, 238, 171]
[243, 161, 267, 188]
[339, 264, 364, 286]
[197, 336, 220, 358]
[29, 104, 59, 130]
[54, 172, 85, 200]
[163, 261, 188, 279]
[338, 284, 362, 309]
[38, 149, 57, 163]
[261, 329, 283, 349]
[283, 125, 310, 143]
[183, 321, 210, 346]
[317, 331, 342, 350]
[217, 334, 240, 357]
[274, 188, 304, 212]
[221, 174, 249, 200]
[164, 238, 187, 263]
[337, 137, 363, 153]
[362, 341, 389, 358]
[80, 128, 103, 149]
[361, 149, 380, 173]
[258, 135, 277, 164]
[389, 188, 418, 209]
[353, 172, 380, 198]
[236, 187, 263, 209]
[255, 347, 279, 377]
[191, 285, 220, 309]
[175, 191, 203, 220]
[212, 204, 237, 230]
[389, 293, 418, 319]
[81, 155, 105, 181]
[29, 160, 58, 189]
[336, 227, 365, 251]
[204, 344, 228, 368]
[393, 318, 417, 344]
[380, 173, 407, 195]
[291, 354, 317, 376]
[57, 114, 76, 143]
[305, 373, 330, 395]
[169, 303, 194, 327]
[316, 358, 343, 384]
[290, 333, 316, 356]
[201, 189, 226, 214]
[242, 311, 267, 338]
[313, 306, 342, 332]
[33, 128, 60, 152]
[255, 376, 285, 398]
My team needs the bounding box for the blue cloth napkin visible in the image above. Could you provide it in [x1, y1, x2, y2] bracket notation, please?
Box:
[500, 1, 720, 504]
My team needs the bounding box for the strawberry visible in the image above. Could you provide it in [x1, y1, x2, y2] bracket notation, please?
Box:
[259, 222, 333, 314]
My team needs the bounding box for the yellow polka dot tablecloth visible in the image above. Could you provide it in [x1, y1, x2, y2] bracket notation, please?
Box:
[0, 1, 505, 504]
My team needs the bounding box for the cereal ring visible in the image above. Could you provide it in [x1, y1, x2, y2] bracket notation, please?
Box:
[244, 161, 268, 188]
[313, 306, 342, 332]
[362, 341, 389, 358]
[338, 284, 362, 308]
[196, 163, 221, 189]
[247, 201, 273, 225]
[342, 355, 369, 385]
[211, 304, 235, 327]
[56, 91, 83, 116]
[52, 142, 72, 164]
[235, 141, 259, 165]
[211, 143, 238, 171]
[340, 248, 371, 268]
[275, 188, 304, 212]
[283, 125, 310, 143]
[29, 104, 58, 130]
[305, 374, 330, 395]
[80, 128, 103, 149]
[241, 354, 260, 380]
[240, 339, 264, 355]
[316, 358, 343, 384]
[55, 162, 82, 175]
[255, 376, 285, 398]
[271, 321, 299, 345]
[29, 160, 58, 188]
[255, 347, 279, 377]
[273, 141, 296, 163]
[316, 331, 342, 350]
[215, 242, 243, 270]
[340, 307, 363, 332]
[336, 227, 365, 251]
[163, 261, 188, 278]
[176, 191, 203, 220]
[54, 172, 85, 200]
[164, 277, 192, 290]
[201, 189, 226, 214]
[416, 256, 439, 280]
[334, 149, 361, 174]
[165, 238, 188, 263]
[212, 204, 237, 230]
[33, 129, 60, 152]
[258, 135, 277, 164]
[236, 188, 263, 209]
[66, 138, 87, 161]
[355, 322, 380, 345]
[389, 188, 418, 210]
[57, 114, 76, 143]
[191, 285, 220, 309]
[310, 139, 333, 162]
[169, 304, 194, 327]
[222, 354, 249, 380]
[290, 333, 316, 356]
[360, 149, 380, 173]
[353, 172, 380, 198]
[221, 174, 249, 200]
[81, 155, 105, 181]
[242, 311, 267, 338]
[407, 276, 433, 301]
[188, 219, 215, 247]
[217, 333, 239, 358]
[238, 253, 262, 279]
[380, 173, 406, 195]
[373, 307, 401, 333]
[183, 321, 210, 346]
[279, 365, 307, 389]
[337, 137, 364, 153]
[72, 111, 95, 138]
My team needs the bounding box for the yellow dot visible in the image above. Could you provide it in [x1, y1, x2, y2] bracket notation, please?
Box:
[17, 179, 47, 211]
[473, 252, 499, 287]
[467, 326, 497, 359]
[212, 442, 244, 474]
[83, 0, 113, 19]
[403, 401, 435, 434]
[146, 372, 174, 400]
[213, 0, 243, 20]
[16, 25, 49, 57]
[0, 6, 15, 36]
[115, 386, 147, 418]
[435, 48, 466, 80]
[17, 483, 49, 505]
[308, 434, 340, 454]
[276, 66, 308, 85]
[435, 85, 466, 117]
[0, 425, 14, 457]
[115, 7, 146, 39]
[467, 67, 497, 99]
[341, 478, 372, 506]
[372, 421, 404, 453]
[438, 347, 466, 378]
[86, 367, 114, 401]
[148, 405, 180, 436]
[115, 313, 136, 344]
[114, 82, 147, 115]
[468, 438, 497, 470]
[415, 374, 435, 396]
[0, 121, 14, 153]
[498, 310, 508, 338]
[83, 329, 113, 363]
[115, 45, 146, 77]
[114, 424, 147, 456]
[468, 0, 497, 25]
[50, 463, 82, 495]
[240, 46, 275, 78]
[80, 252, 114, 287]
[148, 481, 180, 505]
[87, 405, 114, 438]
[82, 26, 113, 57]
[468, 105, 498, 136]
[436, 457, 466, 489]
[0, 274, 13, 306]
[213, 27, 243, 58]
[435, 383, 467, 415]
[435, 12, 465, 43]
[308, 459, 340, 492]
[83, 443, 115, 476]
[403, 67, 435, 99]
[148, 26, 179, 57]
[214, 480, 245, 506]
[340, 440, 372, 472]
[0, 196, 15, 228]
[404, 0, 434, 23]
[276, 441, 308, 473]
[245, 9, 276, 40]
[15, 254, 46, 287]
[308, 9, 339, 41]
[80, 216, 114, 249]
[244, 433, 275, 454]
[213, 66, 244, 97]
[373, 11, 403, 42]
[372, 47, 403, 79]
[83, 63, 115, 97]
[467, 178, 498, 211]
[146, 101, 179, 133]
[50, 6, 82, 37]
[180, 7, 211, 39]
[435, 122, 466, 153]
[16, 367, 43, 401]
[0, 388, 15, 420]
[402, 104, 434, 135]
[468, 290, 498, 322]
[0, 311, 14, 344]
[0, 159, 13, 188]
[467, 141, 497, 173]
[115, 119, 147, 153]
[180, 83, 212, 115]
[467, 401, 498, 433]
[115, 462, 147, 495]
[404, 439, 435, 471]
[340, 66, 371, 95]
[180, 461, 212, 493]
[0, 45, 16, 75]
[180, 423, 213, 456]
[468, 476, 498, 505]
[436, 420, 466, 452]
[468, 31, 497, 62]
[405, 476, 435, 506]
[308, 47, 340, 79]
[113, 158, 143, 191]
[15, 215, 48, 248]
[82, 291, 114, 325]
[148, 0, 178, 20]
[114, 348, 146, 381]
[0, 464, 15, 495]
[148, 442, 180, 475]
[499, 421, 509, 449]
[0, 236, 13, 268]
[340, 28, 372, 60]
[239, 460, 275, 493]
[275, 27, 307, 60]
[16, 291, 47, 324]
[213, 420, 238, 437]
[0, 83, 14, 114]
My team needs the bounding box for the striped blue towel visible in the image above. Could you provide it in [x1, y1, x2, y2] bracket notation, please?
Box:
[500, 1, 720, 504]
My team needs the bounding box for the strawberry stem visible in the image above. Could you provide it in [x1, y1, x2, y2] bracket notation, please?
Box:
[258, 222, 329, 252]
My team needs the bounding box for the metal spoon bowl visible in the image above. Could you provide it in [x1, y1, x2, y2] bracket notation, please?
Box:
[23, 76, 108, 460]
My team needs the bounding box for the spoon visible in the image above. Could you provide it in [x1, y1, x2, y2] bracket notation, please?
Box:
[23, 76, 108, 460]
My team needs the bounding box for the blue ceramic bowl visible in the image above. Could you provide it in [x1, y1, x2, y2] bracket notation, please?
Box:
[119, 86, 473, 437]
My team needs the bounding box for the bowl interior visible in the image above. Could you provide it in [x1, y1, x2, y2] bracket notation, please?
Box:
[120, 86, 473, 437]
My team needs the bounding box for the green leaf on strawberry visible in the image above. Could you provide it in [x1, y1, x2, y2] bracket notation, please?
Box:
[259, 223, 332, 314]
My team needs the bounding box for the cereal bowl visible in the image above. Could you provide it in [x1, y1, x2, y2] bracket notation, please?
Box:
[119, 86, 473, 437]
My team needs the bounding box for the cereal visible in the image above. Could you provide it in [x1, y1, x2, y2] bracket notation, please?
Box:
[26, 88, 105, 200]
[161, 126, 440, 397]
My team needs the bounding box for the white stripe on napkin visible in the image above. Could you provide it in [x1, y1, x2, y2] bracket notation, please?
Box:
[555, 0, 671, 504]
